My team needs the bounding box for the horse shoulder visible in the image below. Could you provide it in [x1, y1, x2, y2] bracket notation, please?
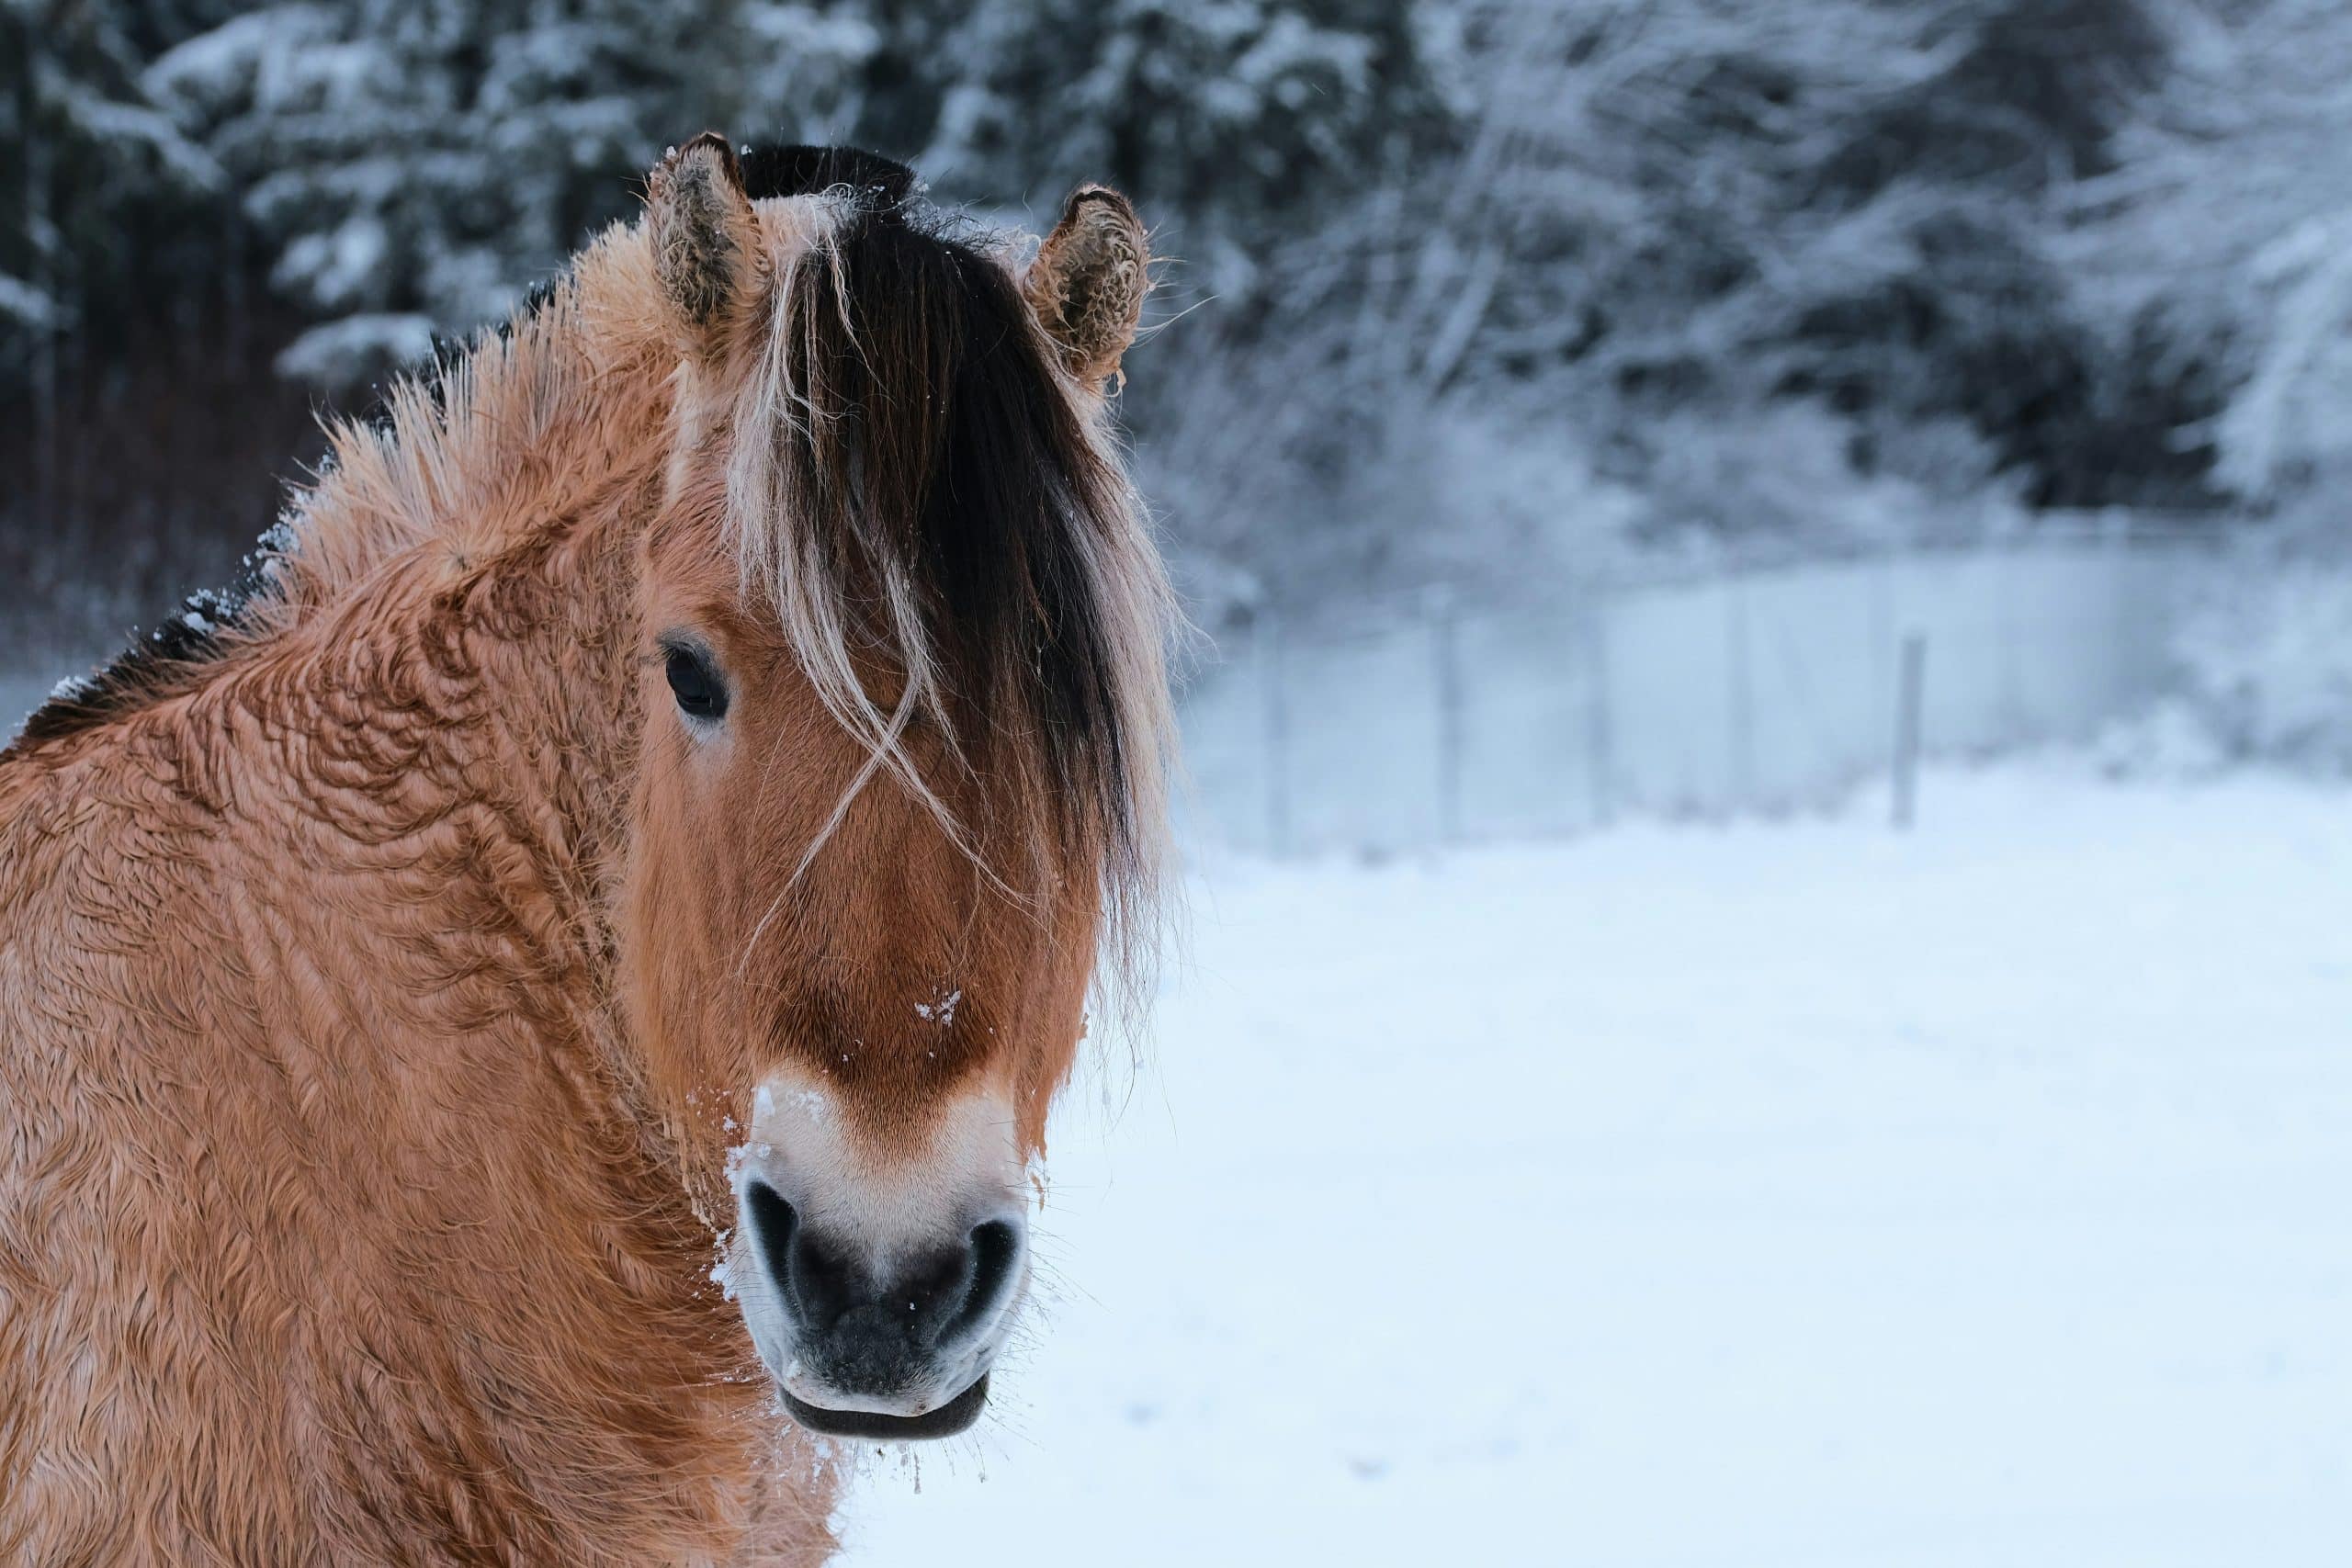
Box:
[1, 731, 329, 1560]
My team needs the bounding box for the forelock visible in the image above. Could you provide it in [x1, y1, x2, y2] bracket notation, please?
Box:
[718, 177, 1178, 979]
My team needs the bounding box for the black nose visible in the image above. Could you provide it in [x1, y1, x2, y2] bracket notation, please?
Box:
[742, 1181, 1022, 1395]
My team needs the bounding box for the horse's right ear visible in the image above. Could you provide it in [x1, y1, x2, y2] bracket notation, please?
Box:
[648, 132, 759, 360]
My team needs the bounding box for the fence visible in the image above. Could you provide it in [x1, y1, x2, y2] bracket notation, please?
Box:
[1177, 531, 2213, 854]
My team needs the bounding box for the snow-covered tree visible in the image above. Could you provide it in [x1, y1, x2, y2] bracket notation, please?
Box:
[3, 0, 228, 555]
[3, 0, 221, 369]
[844, 0, 1455, 289]
[2063, 0, 2352, 512]
[1137, 0, 2193, 612]
[141, 0, 1452, 386]
[144, 0, 878, 385]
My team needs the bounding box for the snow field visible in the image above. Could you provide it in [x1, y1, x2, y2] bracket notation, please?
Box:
[843, 764, 2352, 1566]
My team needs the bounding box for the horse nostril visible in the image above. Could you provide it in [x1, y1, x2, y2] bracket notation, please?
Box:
[944, 1219, 1022, 1346]
[742, 1181, 809, 1312]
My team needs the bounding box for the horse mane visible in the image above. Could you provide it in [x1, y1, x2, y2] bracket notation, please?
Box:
[12, 144, 1179, 965]
[11, 577, 270, 751]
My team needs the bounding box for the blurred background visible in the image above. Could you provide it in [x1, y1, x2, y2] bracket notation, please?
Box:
[4, 2, 2347, 1562]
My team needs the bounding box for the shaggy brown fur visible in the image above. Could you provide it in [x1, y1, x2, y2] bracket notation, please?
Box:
[0, 138, 1170, 1564]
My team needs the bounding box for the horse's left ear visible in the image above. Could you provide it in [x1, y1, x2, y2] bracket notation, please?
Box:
[1023, 186, 1150, 391]
[648, 132, 759, 360]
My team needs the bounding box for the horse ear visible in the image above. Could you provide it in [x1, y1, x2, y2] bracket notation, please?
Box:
[648, 132, 758, 359]
[1023, 186, 1150, 391]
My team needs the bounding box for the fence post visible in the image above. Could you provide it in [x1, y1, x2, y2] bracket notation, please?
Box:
[1261, 607, 1292, 857]
[1892, 631, 1927, 830]
[1585, 592, 1613, 830]
[1997, 539, 2026, 745]
[2106, 510, 2133, 705]
[1430, 585, 1464, 844]
[1871, 551, 1894, 764]
[1726, 575, 1756, 810]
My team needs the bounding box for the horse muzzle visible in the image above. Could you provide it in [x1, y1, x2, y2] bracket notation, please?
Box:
[726, 1081, 1030, 1439]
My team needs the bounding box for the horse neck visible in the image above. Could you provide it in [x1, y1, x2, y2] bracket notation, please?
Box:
[290, 353, 671, 934]
[263, 353, 677, 1112]
[197, 365, 788, 1543]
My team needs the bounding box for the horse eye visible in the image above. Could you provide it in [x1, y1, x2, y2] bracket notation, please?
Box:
[663, 646, 729, 722]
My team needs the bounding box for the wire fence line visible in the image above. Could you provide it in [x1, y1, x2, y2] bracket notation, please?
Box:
[1177, 527, 2218, 854]
[0, 529, 2216, 856]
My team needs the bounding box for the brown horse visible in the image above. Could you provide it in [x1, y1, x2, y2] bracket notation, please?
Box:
[0, 136, 1174, 1564]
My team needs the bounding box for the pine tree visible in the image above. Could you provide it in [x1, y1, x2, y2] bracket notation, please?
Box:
[3, 0, 224, 525]
[842, 0, 1453, 289]
[140, 0, 1455, 389]
[143, 0, 876, 385]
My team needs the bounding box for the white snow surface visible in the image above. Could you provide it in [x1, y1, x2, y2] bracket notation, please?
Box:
[839, 763, 2351, 1565]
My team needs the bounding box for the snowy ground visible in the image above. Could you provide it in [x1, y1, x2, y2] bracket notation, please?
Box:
[839, 763, 2352, 1566]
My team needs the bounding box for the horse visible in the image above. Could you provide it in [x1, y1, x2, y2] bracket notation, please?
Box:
[0, 134, 1176, 1564]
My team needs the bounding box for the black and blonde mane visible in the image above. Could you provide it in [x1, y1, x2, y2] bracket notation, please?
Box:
[724, 151, 1172, 930]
